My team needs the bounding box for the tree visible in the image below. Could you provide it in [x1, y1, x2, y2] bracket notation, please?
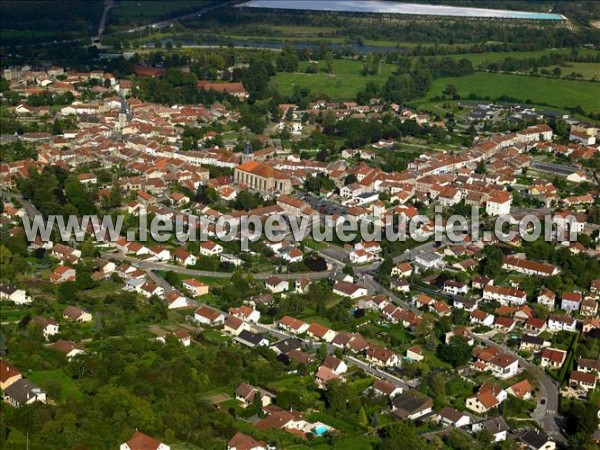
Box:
[480, 245, 503, 278]
[357, 407, 368, 427]
[437, 336, 472, 367]
[344, 174, 357, 186]
[325, 51, 334, 74]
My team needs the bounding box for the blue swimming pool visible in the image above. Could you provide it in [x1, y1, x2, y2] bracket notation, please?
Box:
[314, 425, 329, 436]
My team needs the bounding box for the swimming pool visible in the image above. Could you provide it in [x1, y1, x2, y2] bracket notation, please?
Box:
[239, 1, 564, 21]
[314, 424, 329, 436]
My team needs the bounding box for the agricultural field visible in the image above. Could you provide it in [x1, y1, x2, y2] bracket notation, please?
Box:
[542, 62, 600, 79]
[271, 59, 396, 100]
[424, 72, 600, 112]
[439, 48, 599, 65]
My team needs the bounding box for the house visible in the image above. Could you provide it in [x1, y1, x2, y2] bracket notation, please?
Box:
[0, 284, 32, 305]
[227, 432, 266, 450]
[485, 191, 512, 216]
[221, 253, 244, 267]
[321, 355, 347, 375]
[483, 285, 526, 305]
[149, 246, 171, 262]
[224, 316, 250, 336]
[581, 299, 598, 317]
[560, 292, 582, 312]
[234, 330, 269, 349]
[437, 406, 471, 428]
[487, 353, 519, 379]
[315, 365, 342, 389]
[173, 248, 196, 266]
[50, 265, 77, 284]
[391, 262, 413, 278]
[366, 346, 400, 367]
[0, 359, 22, 390]
[414, 252, 444, 270]
[453, 296, 478, 312]
[502, 257, 560, 277]
[370, 379, 403, 398]
[577, 358, 600, 377]
[540, 348, 567, 369]
[507, 379, 533, 400]
[332, 280, 368, 299]
[537, 290, 556, 309]
[194, 306, 225, 326]
[269, 338, 303, 356]
[443, 280, 468, 296]
[406, 346, 424, 362]
[52, 340, 85, 360]
[182, 279, 209, 297]
[265, 276, 289, 294]
[471, 309, 495, 327]
[547, 314, 576, 332]
[199, 240, 223, 257]
[306, 323, 337, 343]
[277, 316, 309, 334]
[519, 429, 556, 450]
[165, 291, 189, 309]
[3, 379, 47, 407]
[569, 370, 597, 391]
[466, 383, 507, 414]
[471, 416, 509, 443]
[31, 316, 60, 339]
[120, 431, 170, 450]
[229, 305, 261, 323]
[519, 334, 550, 352]
[391, 390, 434, 420]
[295, 276, 311, 294]
[62, 306, 92, 323]
[235, 383, 275, 408]
[390, 278, 410, 293]
[494, 316, 516, 333]
[524, 317, 547, 335]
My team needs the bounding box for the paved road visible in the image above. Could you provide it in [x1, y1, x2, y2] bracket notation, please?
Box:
[477, 335, 565, 444]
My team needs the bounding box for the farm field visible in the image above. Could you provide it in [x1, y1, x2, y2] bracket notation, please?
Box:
[271, 59, 396, 100]
[423, 72, 600, 112]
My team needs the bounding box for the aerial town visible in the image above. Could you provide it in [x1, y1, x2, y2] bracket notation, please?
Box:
[0, 1, 599, 449]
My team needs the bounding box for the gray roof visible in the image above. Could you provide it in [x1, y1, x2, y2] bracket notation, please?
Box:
[4, 379, 45, 405]
[520, 429, 551, 449]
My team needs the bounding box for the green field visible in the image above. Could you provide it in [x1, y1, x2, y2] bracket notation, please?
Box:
[271, 59, 396, 100]
[425, 73, 600, 112]
[542, 62, 600, 79]
[28, 369, 83, 401]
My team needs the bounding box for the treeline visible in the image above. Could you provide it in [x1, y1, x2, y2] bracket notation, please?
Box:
[206, 7, 600, 47]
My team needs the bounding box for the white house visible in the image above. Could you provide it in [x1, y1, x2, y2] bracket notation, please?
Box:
[194, 306, 225, 326]
[332, 281, 368, 299]
[200, 240, 223, 257]
[485, 191, 512, 216]
[0, 284, 32, 305]
[265, 276, 289, 294]
[487, 353, 519, 379]
[547, 314, 576, 332]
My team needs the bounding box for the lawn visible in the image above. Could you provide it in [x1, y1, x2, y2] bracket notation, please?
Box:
[271, 60, 396, 100]
[28, 369, 82, 402]
[542, 62, 600, 80]
[422, 73, 600, 112]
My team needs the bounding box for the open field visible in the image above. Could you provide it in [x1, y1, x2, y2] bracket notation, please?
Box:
[424, 73, 600, 112]
[542, 62, 600, 79]
[271, 59, 396, 100]
[28, 369, 83, 401]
